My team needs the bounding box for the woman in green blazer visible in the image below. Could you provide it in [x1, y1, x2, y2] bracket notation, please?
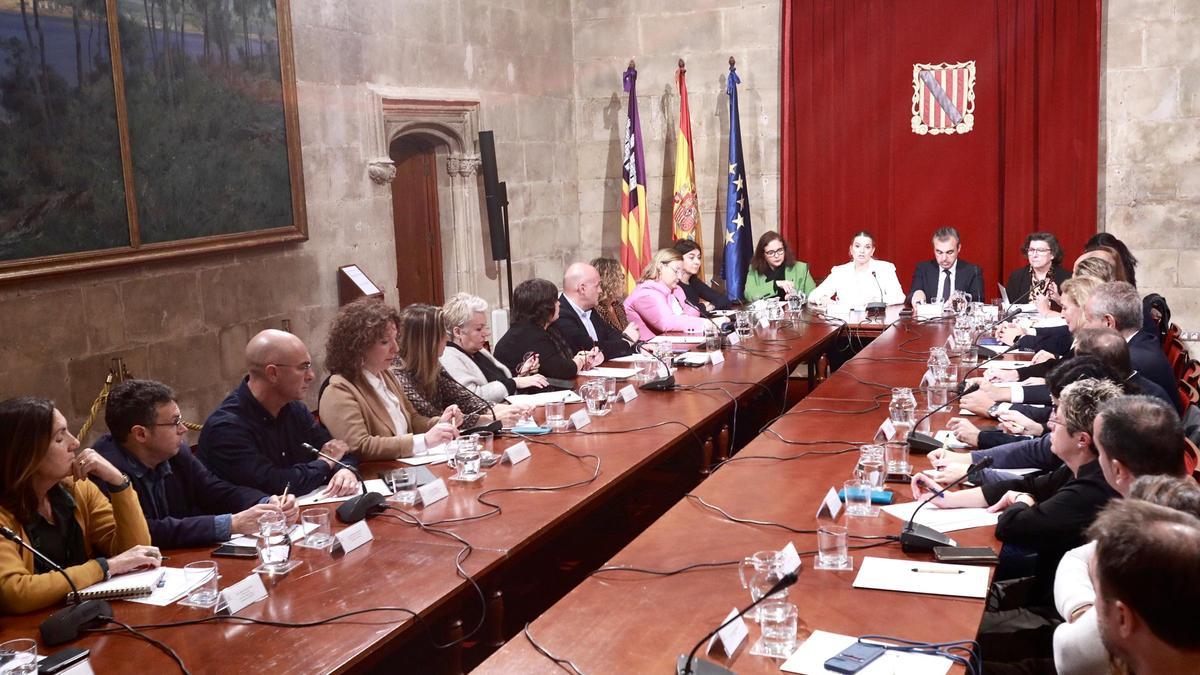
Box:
[743, 231, 816, 302]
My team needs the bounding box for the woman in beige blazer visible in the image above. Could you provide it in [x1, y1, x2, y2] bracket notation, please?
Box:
[318, 299, 461, 460]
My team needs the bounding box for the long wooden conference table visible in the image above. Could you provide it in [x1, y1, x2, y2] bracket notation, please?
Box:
[1, 313, 853, 673]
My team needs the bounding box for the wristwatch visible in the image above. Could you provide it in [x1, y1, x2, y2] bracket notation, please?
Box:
[107, 474, 132, 493]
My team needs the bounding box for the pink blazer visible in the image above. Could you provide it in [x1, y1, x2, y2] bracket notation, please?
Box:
[624, 280, 709, 340]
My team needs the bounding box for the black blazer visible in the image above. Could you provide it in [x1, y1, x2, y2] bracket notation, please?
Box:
[1004, 266, 1071, 304]
[551, 295, 634, 359]
[1128, 330, 1182, 412]
[680, 277, 733, 314]
[908, 260, 985, 304]
[493, 321, 579, 382]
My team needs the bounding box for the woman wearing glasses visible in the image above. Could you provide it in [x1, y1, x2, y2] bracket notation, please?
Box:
[1006, 232, 1071, 304]
[743, 231, 816, 303]
[625, 248, 721, 340]
[809, 231, 905, 308]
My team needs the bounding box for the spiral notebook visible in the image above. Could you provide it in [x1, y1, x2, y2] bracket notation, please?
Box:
[77, 568, 163, 601]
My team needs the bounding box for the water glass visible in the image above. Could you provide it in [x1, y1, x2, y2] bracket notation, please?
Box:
[961, 345, 980, 370]
[300, 508, 335, 549]
[581, 380, 611, 416]
[704, 326, 721, 352]
[952, 327, 972, 355]
[815, 524, 851, 570]
[855, 445, 886, 491]
[735, 311, 752, 338]
[603, 376, 618, 403]
[183, 560, 220, 608]
[843, 479, 873, 517]
[636, 357, 658, 381]
[0, 639, 37, 675]
[885, 440, 910, 476]
[544, 400, 567, 431]
[256, 512, 292, 573]
[449, 439, 482, 478]
[756, 599, 799, 658]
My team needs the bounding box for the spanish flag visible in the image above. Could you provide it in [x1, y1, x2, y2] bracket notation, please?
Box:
[620, 62, 651, 294]
[671, 60, 702, 279]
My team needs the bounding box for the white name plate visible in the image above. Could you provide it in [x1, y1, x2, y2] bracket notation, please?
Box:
[817, 486, 844, 521]
[619, 384, 638, 402]
[706, 607, 748, 658]
[417, 478, 448, 506]
[727, 332, 741, 345]
[503, 441, 531, 465]
[709, 350, 725, 365]
[335, 520, 374, 555]
[220, 573, 268, 615]
[569, 409, 591, 429]
[780, 541, 803, 575]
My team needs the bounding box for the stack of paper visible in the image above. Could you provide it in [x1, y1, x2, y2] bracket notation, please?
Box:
[781, 630, 953, 674]
[297, 479, 393, 507]
[852, 557, 989, 598]
[578, 367, 639, 379]
[505, 390, 583, 406]
[880, 500, 999, 533]
[648, 335, 705, 344]
[83, 567, 216, 607]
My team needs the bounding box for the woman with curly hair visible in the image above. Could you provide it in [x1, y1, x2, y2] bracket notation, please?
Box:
[591, 257, 632, 337]
[493, 278, 602, 382]
[318, 298, 460, 460]
[392, 304, 529, 428]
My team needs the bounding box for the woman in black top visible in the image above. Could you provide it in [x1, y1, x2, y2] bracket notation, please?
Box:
[672, 239, 732, 314]
[493, 278, 603, 383]
[1005, 232, 1071, 304]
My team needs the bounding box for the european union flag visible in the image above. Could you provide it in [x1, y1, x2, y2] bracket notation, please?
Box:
[721, 59, 753, 303]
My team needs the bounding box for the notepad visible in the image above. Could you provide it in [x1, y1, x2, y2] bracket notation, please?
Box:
[853, 557, 989, 598]
[296, 479, 393, 506]
[78, 568, 163, 601]
[933, 430, 970, 449]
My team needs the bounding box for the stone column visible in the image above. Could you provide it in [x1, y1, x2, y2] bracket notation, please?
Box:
[446, 153, 482, 297]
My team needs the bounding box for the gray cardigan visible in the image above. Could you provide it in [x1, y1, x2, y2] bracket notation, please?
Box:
[439, 346, 512, 404]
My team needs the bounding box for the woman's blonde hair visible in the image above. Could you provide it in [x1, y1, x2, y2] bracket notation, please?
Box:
[640, 248, 683, 282]
[394, 304, 444, 400]
[442, 293, 489, 341]
[1060, 275, 1104, 311]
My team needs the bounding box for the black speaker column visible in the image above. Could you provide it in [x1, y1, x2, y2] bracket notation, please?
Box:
[478, 130, 513, 306]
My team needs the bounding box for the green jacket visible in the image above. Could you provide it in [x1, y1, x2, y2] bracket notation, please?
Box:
[743, 262, 816, 302]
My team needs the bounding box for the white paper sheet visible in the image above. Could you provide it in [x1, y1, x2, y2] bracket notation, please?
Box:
[505, 390, 583, 406]
[880, 500, 999, 533]
[296, 479, 393, 507]
[933, 430, 970, 449]
[609, 353, 657, 363]
[986, 359, 1033, 370]
[780, 630, 953, 675]
[648, 335, 705, 344]
[578, 367, 639, 379]
[84, 567, 213, 607]
[399, 453, 449, 466]
[852, 556, 990, 598]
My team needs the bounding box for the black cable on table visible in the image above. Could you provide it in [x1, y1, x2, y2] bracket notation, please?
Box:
[91, 617, 191, 674]
[523, 622, 586, 675]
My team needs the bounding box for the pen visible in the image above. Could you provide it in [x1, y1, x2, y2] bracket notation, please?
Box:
[280, 482, 290, 504]
[910, 567, 964, 574]
[155, 571, 167, 588]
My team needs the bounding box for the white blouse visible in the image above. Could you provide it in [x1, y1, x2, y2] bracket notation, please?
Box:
[363, 369, 409, 435]
[810, 259, 906, 309]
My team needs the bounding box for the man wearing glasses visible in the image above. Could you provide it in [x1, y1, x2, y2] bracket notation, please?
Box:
[908, 226, 985, 306]
[94, 379, 298, 548]
[199, 329, 360, 498]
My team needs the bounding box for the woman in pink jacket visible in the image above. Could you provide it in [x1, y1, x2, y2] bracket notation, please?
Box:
[624, 248, 720, 340]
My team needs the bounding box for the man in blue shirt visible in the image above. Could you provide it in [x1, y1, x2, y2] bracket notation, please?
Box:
[199, 329, 359, 497]
[94, 379, 298, 548]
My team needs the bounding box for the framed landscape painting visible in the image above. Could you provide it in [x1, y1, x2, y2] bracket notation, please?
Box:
[0, 0, 305, 282]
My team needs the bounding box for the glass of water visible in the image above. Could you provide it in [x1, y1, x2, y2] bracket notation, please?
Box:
[735, 311, 752, 338]
[256, 512, 292, 574]
[0, 639, 37, 675]
[544, 400, 567, 431]
[815, 524, 852, 570]
[300, 508, 335, 550]
[581, 380, 611, 416]
[755, 599, 799, 658]
[183, 560, 220, 608]
[449, 439, 482, 479]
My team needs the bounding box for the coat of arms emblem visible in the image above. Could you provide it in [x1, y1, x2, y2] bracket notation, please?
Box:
[911, 61, 976, 135]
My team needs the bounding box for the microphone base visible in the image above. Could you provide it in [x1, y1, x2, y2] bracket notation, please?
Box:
[900, 524, 958, 553]
[676, 654, 735, 675]
[640, 376, 677, 391]
[41, 599, 111, 646]
[907, 432, 944, 454]
[865, 302, 887, 317]
[336, 492, 387, 524]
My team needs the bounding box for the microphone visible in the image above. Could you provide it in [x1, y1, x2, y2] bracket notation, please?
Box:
[0, 526, 112, 646]
[866, 271, 887, 315]
[454, 383, 504, 435]
[676, 570, 800, 675]
[900, 456, 995, 552]
[302, 443, 385, 524]
[633, 340, 676, 391]
[905, 381, 981, 454]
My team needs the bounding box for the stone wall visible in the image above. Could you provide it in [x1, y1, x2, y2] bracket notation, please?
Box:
[0, 0, 579, 434]
[1103, 0, 1200, 333]
[571, 0, 782, 279]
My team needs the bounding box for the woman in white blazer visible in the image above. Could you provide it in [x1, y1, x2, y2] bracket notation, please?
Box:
[809, 231, 906, 309]
[439, 293, 548, 403]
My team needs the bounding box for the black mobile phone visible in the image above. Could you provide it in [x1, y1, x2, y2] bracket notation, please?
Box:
[824, 642, 886, 673]
[38, 647, 89, 674]
[933, 546, 1000, 564]
[211, 544, 258, 558]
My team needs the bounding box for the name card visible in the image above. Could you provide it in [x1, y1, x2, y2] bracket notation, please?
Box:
[780, 541, 803, 575]
[921, 369, 935, 387]
[727, 332, 741, 346]
[879, 418, 897, 441]
[220, 573, 268, 615]
[816, 486, 844, 521]
[619, 384, 638, 402]
[569, 409, 591, 429]
[335, 520, 374, 555]
[706, 608, 749, 658]
[758, 316, 770, 329]
[946, 334, 958, 351]
[417, 478, 448, 506]
[709, 350, 726, 365]
[502, 441, 531, 465]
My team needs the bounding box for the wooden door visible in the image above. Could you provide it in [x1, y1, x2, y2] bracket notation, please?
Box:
[390, 136, 444, 307]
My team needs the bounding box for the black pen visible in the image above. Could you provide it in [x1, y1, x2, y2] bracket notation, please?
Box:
[910, 567, 964, 574]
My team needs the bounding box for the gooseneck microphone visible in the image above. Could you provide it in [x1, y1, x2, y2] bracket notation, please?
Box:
[632, 340, 677, 391]
[906, 381, 981, 454]
[866, 271, 887, 314]
[899, 456, 994, 552]
[0, 526, 112, 646]
[676, 570, 800, 675]
[302, 443, 385, 523]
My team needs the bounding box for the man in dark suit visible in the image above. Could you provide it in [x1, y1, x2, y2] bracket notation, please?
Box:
[908, 227, 985, 305]
[552, 262, 636, 359]
[94, 379, 297, 549]
[1084, 281, 1182, 412]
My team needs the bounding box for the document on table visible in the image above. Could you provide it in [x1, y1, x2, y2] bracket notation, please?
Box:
[399, 452, 449, 466]
[781, 630, 953, 675]
[83, 567, 212, 607]
[505, 390, 583, 406]
[296, 478, 393, 507]
[880, 500, 999, 533]
[986, 359, 1033, 370]
[648, 335, 705, 344]
[578, 367, 640, 379]
[226, 521, 319, 547]
[609, 353, 656, 363]
[853, 557, 989, 598]
[933, 430, 970, 449]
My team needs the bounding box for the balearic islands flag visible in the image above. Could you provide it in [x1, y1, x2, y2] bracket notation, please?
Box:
[721, 58, 753, 302]
[620, 62, 652, 294]
[672, 60, 702, 279]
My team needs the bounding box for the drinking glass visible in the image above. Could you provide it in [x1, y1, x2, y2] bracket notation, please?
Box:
[704, 326, 721, 352]
[449, 439, 482, 479]
[183, 560, 220, 608]
[735, 311, 752, 338]
[256, 512, 292, 573]
[755, 600, 799, 658]
[843, 479, 873, 517]
[300, 508, 335, 549]
[885, 440, 910, 476]
[0, 639, 37, 675]
[603, 376, 618, 403]
[544, 400, 567, 431]
[961, 345, 980, 370]
[581, 380, 610, 416]
[815, 525, 851, 570]
[855, 444, 886, 492]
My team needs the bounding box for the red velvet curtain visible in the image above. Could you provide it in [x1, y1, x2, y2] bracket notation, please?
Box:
[780, 0, 1100, 297]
